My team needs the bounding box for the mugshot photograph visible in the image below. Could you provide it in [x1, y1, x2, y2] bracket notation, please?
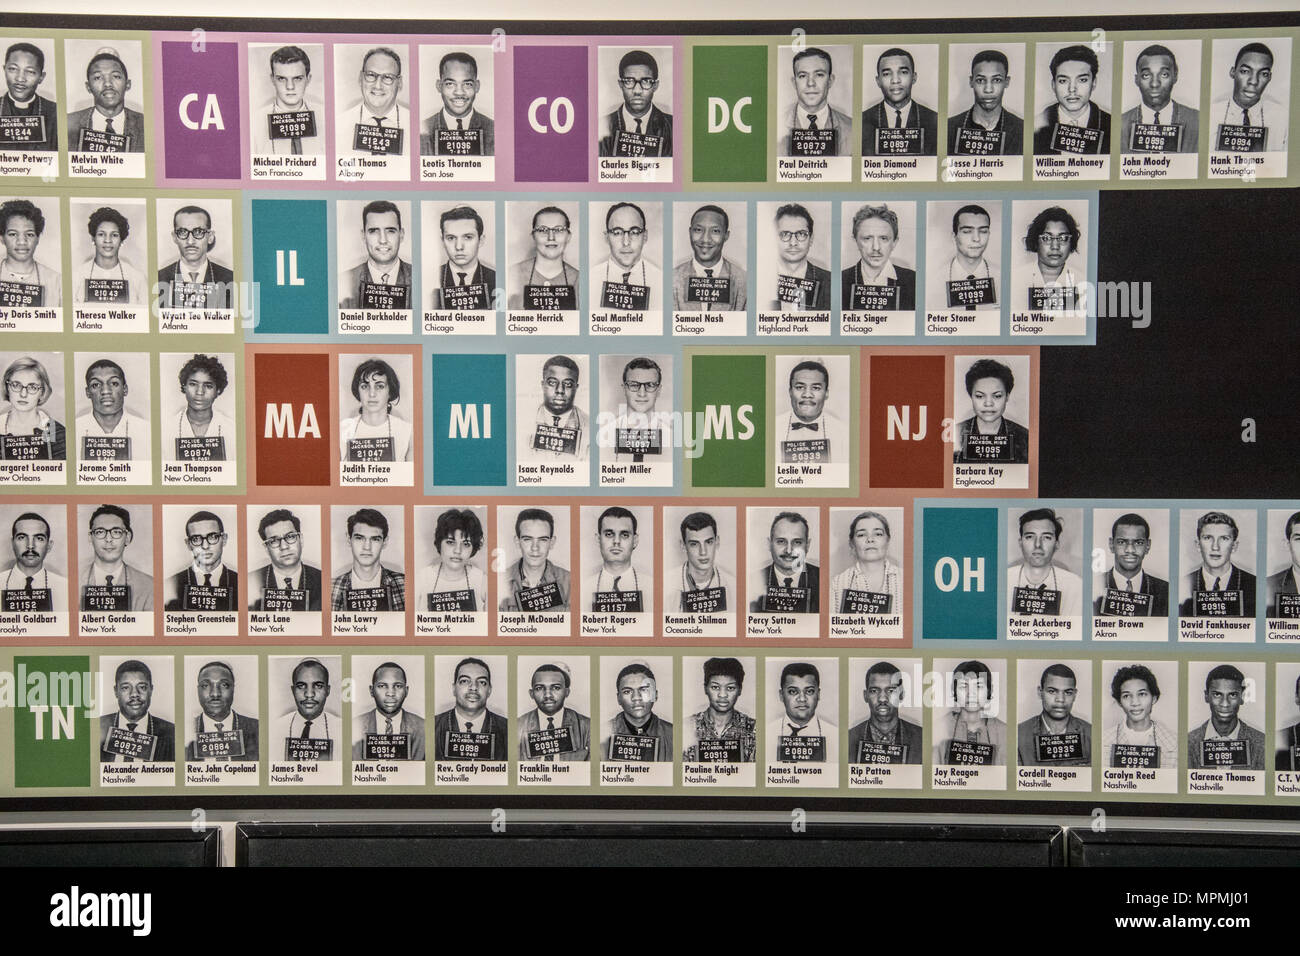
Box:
[773, 355, 851, 468]
[352, 656, 425, 761]
[598, 47, 673, 158]
[1033, 43, 1112, 155]
[338, 199, 413, 311]
[330, 505, 405, 613]
[517, 658, 591, 762]
[497, 506, 571, 613]
[1006, 507, 1084, 617]
[73, 354, 151, 465]
[840, 202, 916, 312]
[1012, 200, 1089, 314]
[946, 44, 1025, 156]
[759, 201, 832, 312]
[0, 197, 62, 308]
[0, 353, 65, 461]
[506, 201, 581, 313]
[927, 201, 1001, 313]
[847, 660, 922, 765]
[602, 657, 674, 763]
[270, 656, 342, 762]
[581, 505, 654, 615]
[184, 657, 259, 763]
[162, 505, 238, 612]
[589, 201, 663, 313]
[952, 356, 1029, 464]
[1092, 510, 1171, 617]
[1276, 665, 1300, 771]
[671, 201, 747, 313]
[155, 200, 235, 310]
[0, 40, 57, 152]
[414, 506, 489, 613]
[434, 655, 508, 761]
[160, 352, 236, 464]
[861, 44, 939, 156]
[1177, 509, 1258, 618]
[78, 503, 153, 612]
[100, 657, 174, 764]
[338, 355, 414, 463]
[247, 506, 322, 613]
[683, 656, 756, 763]
[1209, 38, 1291, 153]
[829, 509, 904, 616]
[933, 659, 1006, 767]
[663, 508, 737, 616]
[249, 43, 325, 156]
[65, 41, 144, 153]
[0, 505, 68, 612]
[1016, 660, 1092, 767]
[747, 508, 821, 614]
[1265, 509, 1300, 619]
[1103, 662, 1178, 769]
[774, 44, 850, 159]
[334, 44, 411, 159]
[598, 354, 674, 467]
[1120, 40, 1200, 154]
[71, 201, 146, 306]
[1187, 662, 1265, 772]
[765, 658, 839, 767]
[427, 203, 496, 311]
[516, 353, 590, 464]
[420, 47, 495, 156]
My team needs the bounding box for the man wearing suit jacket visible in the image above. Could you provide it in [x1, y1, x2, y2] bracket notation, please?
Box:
[672, 205, 747, 312]
[250, 508, 322, 612]
[850, 662, 923, 765]
[600, 50, 673, 158]
[101, 659, 174, 762]
[1, 42, 58, 152]
[352, 661, 425, 761]
[434, 657, 508, 760]
[432, 205, 496, 311]
[1094, 513, 1170, 617]
[420, 50, 494, 156]
[165, 510, 238, 612]
[340, 199, 412, 310]
[862, 47, 938, 156]
[1266, 511, 1300, 618]
[518, 663, 591, 761]
[1034, 44, 1112, 155]
[1188, 664, 1265, 770]
[769, 203, 831, 312]
[1120, 44, 1199, 153]
[184, 661, 259, 762]
[947, 49, 1024, 156]
[157, 205, 234, 310]
[68, 48, 144, 153]
[841, 203, 915, 311]
[749, 512, 820, 613]
[1179, 512, 1256, 618]
[779, 47, 851, 157]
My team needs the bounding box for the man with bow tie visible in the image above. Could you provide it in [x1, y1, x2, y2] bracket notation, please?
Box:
[773, 359, 848, 467]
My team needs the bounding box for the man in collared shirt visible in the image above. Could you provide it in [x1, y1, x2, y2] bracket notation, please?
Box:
[947, 49, 1023, 155]
[1120, 44, 1198, 154]
[100, 659, 174, 763]
[849, 661, 921, 765]
[666, 512, 736, 614]
[773, 359, 849, 468]
[352, 661, 425, 761]
[165, 510, 237, 612]
[599, 49, 672, 158]
[157, 205, 234, 310]
[518, 663, 591, 761]
[337, 46, 407, 157]
[526, 355, 588, 462]
[766, 662, 837, 765]
[603, 662, 673, 761]
[1007, 508, 1082, 617]
[672, 205, 746, 312]
[1266, 511, 1300, 617]
[1034, 44, 1111, 155]
[420, 50, 494, 156]
[4, 511, 66, 611]
[330, 508, 404, 612]
[432, 205, 495, 311]
[251, 45, 322, 156]
[585, 506, 651, 613]
[75, 359, 150, 464]
[67, 48, 144, 153]
[499, 508, 571, 613]
[1016, 663, 1091, 767]
[591, 202, 662, 312]
[2, 42, 57, 152]
[433, 657, 507, 760]
[779, 47, 851, 157]
[272, 658, 336, 758]
[934, 203, 998, 311]
[340, 199, 411, 310]
[1188, 665, 1264, 770]
[768, 203, 831, 312]
[862, 47, 938, 156]
[1094, 513, 1169, 617]
[606, 357, 673, 464]
[185, 661, 259, 762]
[749, 511, 820, 614]
[250, 508, 322, 613]
[841, 203, 915, 311]
[683, 657, 755, 763]
[1179, 511, 1256, 617]
[79, 504, 151, 612]
[1211, 42, 1288, 153]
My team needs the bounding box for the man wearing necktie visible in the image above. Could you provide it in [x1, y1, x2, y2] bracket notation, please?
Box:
[433, 657, 507, 761]
[422, 50, 495, 156]
[165, 509, 238, 612]
[1210, 41, 1288, 154]
[861, 46, 939, 156]
[749, 511, 820, 613]
[79, 503, 152, 612]
[591, 202, 662, 314]
[249, 508, 322, 613]
[3, 511, 67, 612]
[1179, 511, 1257, 618]
[185, 661, 259, 763]
[252, 45, 322, 157]
[584, 506, 652, 613]
[518, 663, 591, 761]
[67, 47, 145, 153]
[272, 658, 337, 760]
[778, 46, 851, 157]
[351, 661, 425, 761]
[1119, 44, 1199, 154]
[773, 358, 849, 470]
[336, 46, 408, 158]
[156, 204, 235, 310]
[432, 205, 496, 311]
[1094, 513, 1170, 617]
[766, 661, 837, 767]
[598, 49, 673, 158]
[1006, 507, 1082, 617]
[100, 659, 175, 763]
[340, 199, 412, 310]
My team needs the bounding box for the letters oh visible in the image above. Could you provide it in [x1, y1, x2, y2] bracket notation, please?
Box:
[921, 507, 998, 641]
[513, 46, 589, 182]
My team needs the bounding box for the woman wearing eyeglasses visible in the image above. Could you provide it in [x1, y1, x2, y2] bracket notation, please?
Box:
[339, 357, 413, 464]
[507, 205, 580, 313]
[0, 354, 65, 460]
[1018, 205, 1086, 315]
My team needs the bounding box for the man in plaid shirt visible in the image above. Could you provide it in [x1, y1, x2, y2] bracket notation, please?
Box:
[330, 507, 405, 612]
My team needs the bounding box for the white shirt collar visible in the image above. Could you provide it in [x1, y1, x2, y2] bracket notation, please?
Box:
[692, 258, 725, 277]
[366, 259, 402, 284]
[441, 107, 474, 130]
[201, 712, 235, 733]
[857, 259, 898, 285]
[1204, 719, 1242, 741]
[795, 104, 831, 129]
[190, 561, 227, 583]
[1139, 100, 1177, 125]
[269, 565, 302, 590]
[90, 559, 127, 582]
[91, 107, 126, 132]
[536, 706, 566, 729]
[116, 710, 150, 730]
[1109, 568, 1146, 593]
[884, 100, 914, 127]
[453, 707, 487, 733]
[358, 101, 400, 126]
[373, 709, 404, 734]
[178, 258, 211, 283]
[621, 105, 654, 132]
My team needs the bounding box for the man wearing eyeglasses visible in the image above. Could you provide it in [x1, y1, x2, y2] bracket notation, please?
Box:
[74, 358, 150, 464]
[607, 356, 672, 464]
[672, 205, 746, 313]
[156, 205, 234, 310]
[340, 199, 411, 311]
[337, 46, 408, 157]
[768, 203, 831, 312]
[591, 202, 661, 314]
[4, 511, 66, 612]
[434, 657, 507, 760]
[585, 506, 651, 614]
[508, 206, 580, 312]
[250, 508, 322, 613]
[165, 510, 237, 612]
[420, 51, 493, 157]
[527, 355, 588, 462]
[80, 504, 151, 612]
[599, 50, 672, 158]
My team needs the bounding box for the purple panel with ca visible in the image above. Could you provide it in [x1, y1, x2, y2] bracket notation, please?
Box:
[161, 41, 242, 179]
[513, 45, 588, 182]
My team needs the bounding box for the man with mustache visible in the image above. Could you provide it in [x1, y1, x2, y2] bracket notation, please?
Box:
[434, 657, 507, 760]
[672, 204, 746, 312]
[1034, 43, 1111, 155]
[100, 659, 174, 762]
[766, 661, 837, 765]
[157, 205, 234, 310]
[749, 511, 820, 614]
[4, 511, 66, 611]
[273, 658, 336, 760]
[773, 359, 848, 468]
